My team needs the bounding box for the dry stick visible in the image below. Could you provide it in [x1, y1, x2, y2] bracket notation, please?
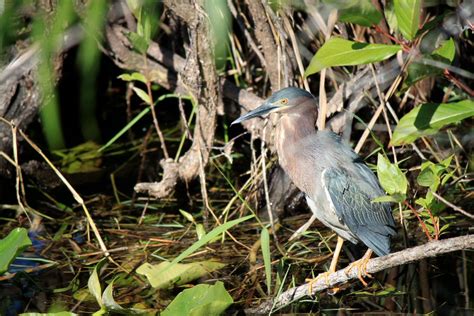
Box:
[316, 10, 337, 130]
[431, 191, 474, 220]
[249, 234, 474, 314]
[11, 125, 31, 224]
[0, 119, 110, 256]
[281, 15, 309, 91]
[146, 80, 169, 159]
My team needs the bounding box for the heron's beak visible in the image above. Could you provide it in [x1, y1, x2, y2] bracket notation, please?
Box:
[231, 102, 279, 125]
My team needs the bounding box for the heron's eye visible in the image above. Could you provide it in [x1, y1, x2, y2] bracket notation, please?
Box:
[281, 98, 289, 104]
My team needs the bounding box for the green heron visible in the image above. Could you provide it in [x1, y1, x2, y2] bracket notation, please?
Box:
[232, 87, 396, 285]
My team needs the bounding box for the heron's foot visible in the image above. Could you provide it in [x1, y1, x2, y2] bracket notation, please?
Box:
[305, 271, 340, 295]
[344, 255, 372, 287]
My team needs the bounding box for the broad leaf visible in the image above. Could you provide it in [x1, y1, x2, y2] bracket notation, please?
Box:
[392, 100, 474, 145]
[305, 38, 401, 76]
[377, 154, 408, 196]
[394, 0, 421, 40]
[0, 228, 32, 274]
[136, 261, 225, 289]
[161, 281, 233, 316]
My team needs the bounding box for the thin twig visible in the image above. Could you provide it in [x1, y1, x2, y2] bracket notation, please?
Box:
[431, 191, 474, 219]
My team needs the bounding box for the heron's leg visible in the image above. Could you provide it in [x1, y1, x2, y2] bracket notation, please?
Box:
[306, 236, 344, 294]
[289, 214, 317, 241]
[345, 249, 373, 286]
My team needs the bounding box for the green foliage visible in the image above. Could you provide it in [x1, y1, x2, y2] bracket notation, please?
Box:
[326, 0, 382, 27]
[126, 0, 160, 54]
[261, 227, 272, 295]
[77, 0, 108, 142]
[416, 156, 453, 192]
[162, 281, 233, 316]
[305, 38, 401, 76]
[137, 261, 225, 289]
[394, 0, 421, 40]
[204, 0, 232, 69]
[0, 228, 32, 275]
[404, 38, 456, 87]
[34, 0, 77, 149]
[392, 100, 474, 146]
[376, 154, 407, 202]
[88, 262, 148, 315]
[53, 141, 102, 174]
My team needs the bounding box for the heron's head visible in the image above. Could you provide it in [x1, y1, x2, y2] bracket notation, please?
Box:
[231, 87, 316, 125]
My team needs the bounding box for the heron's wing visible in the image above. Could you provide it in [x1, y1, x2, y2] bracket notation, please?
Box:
[322, 166, 396, 256]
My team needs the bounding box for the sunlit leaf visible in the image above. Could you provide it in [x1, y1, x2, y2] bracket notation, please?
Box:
[136, 261, 225, 289]
[394, 0, 421, 40]
[392, 100, 474, 145]
[118, 72, 147, 84]
[161, 281, 233, 316]
[132, 87, 152, 105]
[0, 228, 32, 274]
[102, 280, 148, 314]
[305, 38, 401, 76]
[433, 38, 455, 62]
[377, 154, 408, 195]
[88, 261, 105, 307]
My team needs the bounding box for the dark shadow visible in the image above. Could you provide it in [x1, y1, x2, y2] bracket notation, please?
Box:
[414, 103, 438, 130]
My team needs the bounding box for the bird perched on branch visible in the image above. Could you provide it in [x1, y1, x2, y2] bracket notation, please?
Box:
[232, 87, 396, 286]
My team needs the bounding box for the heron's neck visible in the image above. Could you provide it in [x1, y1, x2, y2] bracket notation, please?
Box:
[275, 101, 317, 192]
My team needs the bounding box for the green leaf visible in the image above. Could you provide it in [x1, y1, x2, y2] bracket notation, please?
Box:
[433, 38, 455, 62]
[179, 209, 195, 223]
[101, 280, 148, 315]
[195, 224, 206, 240]
[336, 0, 383, 27]
[417, 164, 440, 191]
[117, 72, 147, 84]
[305, 38, 401, 76]
[132, 87, 152, 105]
[394, 0, 421, 40]
[88, 261, 105, 307]
[260, 227, 271, 295]
[162, 281, 233, 316]
[0, 228, 32, 274]
[392, 100, 474, 145]
[136, 260, 225, 289]
[377, 154, 408, 195]
[102, 280, 127, 313]
[127, 32, 149, 55]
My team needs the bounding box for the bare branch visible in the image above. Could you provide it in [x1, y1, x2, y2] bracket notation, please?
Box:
[248, 235, 474, 314]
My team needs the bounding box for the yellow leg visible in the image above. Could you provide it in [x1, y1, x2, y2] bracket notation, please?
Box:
[306, 236, 344, 294]
[345, 249, 373, 286]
